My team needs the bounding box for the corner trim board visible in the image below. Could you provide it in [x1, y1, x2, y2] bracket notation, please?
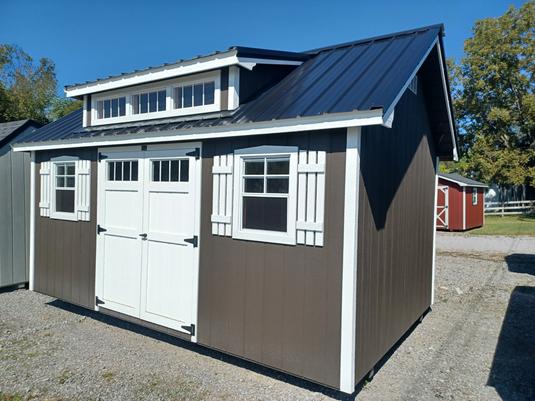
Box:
[431, 156, 439, 305]
[340, 126, 361, 393]
[463, 186, 466, 231]
[29, 151, 36, 291]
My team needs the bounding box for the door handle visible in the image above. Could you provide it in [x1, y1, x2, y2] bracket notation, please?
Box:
[139, 233, 147, 238]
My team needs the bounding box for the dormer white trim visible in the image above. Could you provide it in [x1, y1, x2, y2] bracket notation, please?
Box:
[65, 51, 304, 99]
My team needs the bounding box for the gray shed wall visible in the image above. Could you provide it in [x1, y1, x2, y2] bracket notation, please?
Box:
[0, 129, 33, 288]
[355, 81, 438, 383]
[198, 130, 346, 389]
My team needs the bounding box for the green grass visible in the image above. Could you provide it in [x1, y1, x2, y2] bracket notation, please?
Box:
[469, 213, 535, 236]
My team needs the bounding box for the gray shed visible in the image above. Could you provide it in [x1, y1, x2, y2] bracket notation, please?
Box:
[12, 25, 458, 393]
[0, 119, 42, 288]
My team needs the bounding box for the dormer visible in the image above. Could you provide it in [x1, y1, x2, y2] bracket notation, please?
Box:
[65, 47, 311, 128]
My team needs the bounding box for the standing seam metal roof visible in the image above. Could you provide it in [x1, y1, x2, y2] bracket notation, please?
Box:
[14, 24, 454, 153]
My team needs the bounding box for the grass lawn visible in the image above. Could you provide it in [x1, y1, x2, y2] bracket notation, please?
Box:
[469, 213, 535, 236]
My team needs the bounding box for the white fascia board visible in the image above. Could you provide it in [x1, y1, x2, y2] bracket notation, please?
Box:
[65, 50, 239, 98]
[437, 40, 459, 162]
[382, 37, 439, 126]
[237, 57, 303, 67]
[438, 175, 488, 188]
[340, 126, 361, 394]
[13, 108, 384, 152]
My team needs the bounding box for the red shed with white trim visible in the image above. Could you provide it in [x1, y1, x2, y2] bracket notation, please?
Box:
[437, 173, 488, 231]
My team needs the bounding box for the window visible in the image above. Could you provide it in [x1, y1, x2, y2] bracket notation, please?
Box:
[39, 156, 91, 221]
[108, 161, 139, 181]
[472, 188, 478, 205]
[132, 90, 166, 115]
[232, 146, 298, 245]
[174, 81, 215, 109]
[55, 163, 76, 213]
[97, 97, 126, 119]
[151, 159, 189, 182]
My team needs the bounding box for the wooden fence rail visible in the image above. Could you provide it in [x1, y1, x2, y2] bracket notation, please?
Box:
[484, 200, 535, 216]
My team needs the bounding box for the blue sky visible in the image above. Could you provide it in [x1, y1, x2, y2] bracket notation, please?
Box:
[1, 0, 526, 96]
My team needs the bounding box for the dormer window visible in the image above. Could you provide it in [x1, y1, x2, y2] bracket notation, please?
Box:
[174, 81, 215, 109]
[97, 97, 126, 119]
[132, 90, 166, 115]
[90, 70, 221, 126]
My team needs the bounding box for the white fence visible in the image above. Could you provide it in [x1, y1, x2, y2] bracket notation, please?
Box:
[484, 200, 535, 216]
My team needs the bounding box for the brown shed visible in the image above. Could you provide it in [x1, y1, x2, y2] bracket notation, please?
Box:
[12, 25, 458, 394]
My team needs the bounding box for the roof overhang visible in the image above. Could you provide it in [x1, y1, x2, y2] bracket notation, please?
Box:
[13, 108, 385, 152]
[65, 49, 305, 99]
[438, 175, 488, 188]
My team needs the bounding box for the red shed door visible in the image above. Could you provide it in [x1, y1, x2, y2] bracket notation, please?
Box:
[437, 186, 449, 229]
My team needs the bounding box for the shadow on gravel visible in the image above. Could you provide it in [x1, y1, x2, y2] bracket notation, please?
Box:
[505, 254, 535, 275]
[488, 286, 535, 400]
[46, 299, 354, 400]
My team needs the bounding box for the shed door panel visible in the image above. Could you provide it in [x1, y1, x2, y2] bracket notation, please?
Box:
[436, 186, 448, 229]
[96, 147, 199, 336]
[98, 152, 144, 317]
[140, 150, 196, 331]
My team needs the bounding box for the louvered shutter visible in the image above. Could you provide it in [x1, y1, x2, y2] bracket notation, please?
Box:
[75, 159, 91, 221]
[39, 161, 52, 217]
[211, 154, 233, 236]
[297, 151, 326, 246]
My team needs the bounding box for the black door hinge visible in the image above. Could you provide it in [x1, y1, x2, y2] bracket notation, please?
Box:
[181, 324, 195, 336]
[184, 235, 198, 247]
[97, 225, 107, 234]
[96, 296, 105, 306]
[186, 148, 200, 160]
[98, 153, 108, 162]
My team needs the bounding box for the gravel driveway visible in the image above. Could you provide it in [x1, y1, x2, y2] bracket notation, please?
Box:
[1, 232, 534, 400]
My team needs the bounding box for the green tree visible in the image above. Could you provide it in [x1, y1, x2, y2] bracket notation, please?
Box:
[451, 1, 535, 186]
[50, 96, 83, 121]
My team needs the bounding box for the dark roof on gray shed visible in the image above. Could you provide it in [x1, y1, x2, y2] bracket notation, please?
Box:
[438, 173, 489, 188]
[0, 119, 42, 148]
[13, 24, 458, 159]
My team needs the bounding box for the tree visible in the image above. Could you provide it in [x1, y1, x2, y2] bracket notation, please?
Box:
[451, 1, 535, 187]
[0, 44, 59, 125]
[49, 96, 83, 121]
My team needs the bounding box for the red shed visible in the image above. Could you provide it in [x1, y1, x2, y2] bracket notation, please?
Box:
[437, 173, 488, 231]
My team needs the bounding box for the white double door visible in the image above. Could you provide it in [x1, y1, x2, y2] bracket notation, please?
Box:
[96, 144, 200, 337]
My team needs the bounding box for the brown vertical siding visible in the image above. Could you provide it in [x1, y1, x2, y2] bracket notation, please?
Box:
[355, 83, 438, 383]
[198, 130, 345, 388]
[34, 148, 97, 309]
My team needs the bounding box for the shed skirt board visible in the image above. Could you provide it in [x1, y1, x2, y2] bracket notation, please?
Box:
[96, 145, 200, 337]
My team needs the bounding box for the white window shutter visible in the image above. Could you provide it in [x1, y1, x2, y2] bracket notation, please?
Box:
[211, 154, 233, 236]
[75, 159, 91, 221]
[39, 161, 52, 217]
[297, 151, 326, 246]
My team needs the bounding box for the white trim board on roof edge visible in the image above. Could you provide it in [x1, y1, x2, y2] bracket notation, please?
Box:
[13, 108, 386, 152]
[65, 50, 303, 98]
[438, 175, 488, 188]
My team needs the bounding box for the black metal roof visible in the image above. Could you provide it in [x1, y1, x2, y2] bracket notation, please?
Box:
[14, 24, 457, 159]
[0, 119, 42, 148]
[438, 173, 489, 188]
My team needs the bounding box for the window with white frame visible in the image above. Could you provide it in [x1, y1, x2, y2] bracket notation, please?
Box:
[97, 96, 126, 119]
[132, 89, 166, 114]
[174, 81, 215, 109]
[472, 188, 478, 205]
[232, 146, 298, 245]
[39, 156, 91, 222]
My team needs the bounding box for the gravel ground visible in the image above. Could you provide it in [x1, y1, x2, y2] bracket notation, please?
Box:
[1, 232, 534, 400]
